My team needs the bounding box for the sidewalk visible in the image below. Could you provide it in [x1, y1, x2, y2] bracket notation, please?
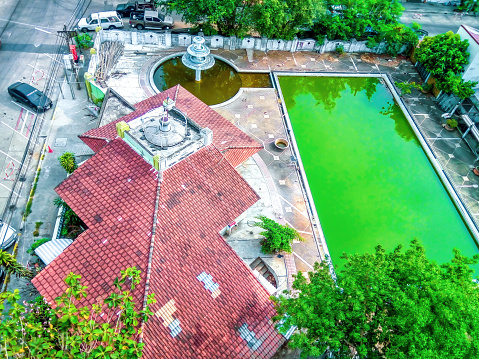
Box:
[8, 84, 97, 300]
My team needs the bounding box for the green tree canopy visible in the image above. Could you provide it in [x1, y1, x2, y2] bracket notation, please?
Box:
[415, 31, 470, 79]
[273, 240, 479, 358]
[252, 0, 323, 40]
[0, 267, 156, 358]
[158, 0, 255, 37]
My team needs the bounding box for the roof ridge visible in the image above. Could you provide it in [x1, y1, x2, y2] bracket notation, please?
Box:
[140, 170, 163, 340]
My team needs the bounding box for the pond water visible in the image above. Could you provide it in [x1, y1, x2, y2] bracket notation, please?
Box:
[279, 76, 479, 272]
[152, 56, 271, 105]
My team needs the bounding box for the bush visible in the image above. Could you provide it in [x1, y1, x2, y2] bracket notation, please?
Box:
[74, 33, 93, 49]
[254, 215, 303, 254]
[32, 230, 39, 237]
[335, 44, 345, 54]
[58, 152, 78, 174]
[27, 238, 51, 255]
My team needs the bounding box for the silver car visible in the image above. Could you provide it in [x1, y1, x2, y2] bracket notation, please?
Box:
[0, 222, 17, 250]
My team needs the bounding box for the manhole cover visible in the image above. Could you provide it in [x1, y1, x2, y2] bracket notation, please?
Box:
[55, 138, 68, 147]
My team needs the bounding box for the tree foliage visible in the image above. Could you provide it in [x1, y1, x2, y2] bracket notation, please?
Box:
[159, 0, 255, 37]
[415, 31, 476, 99]
[254, 215, 303, 253]
[0, 250, 34, 279]
[273, 240, 479, 358]
[58, 152, 78, 174]
[252, 0, 323, 40]
[416, 31, 470, 78]
[0, 267, 156, 358]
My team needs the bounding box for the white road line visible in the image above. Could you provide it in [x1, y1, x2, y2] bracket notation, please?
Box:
[1, 122, 28, 139]
[20, 110, 30, 135]
[0, 182, 23, 199]
[11, 101, 30, 112]
[0, 149, 20, 164]
[292, 252, 314, 270]
[279, 194, 308, 218]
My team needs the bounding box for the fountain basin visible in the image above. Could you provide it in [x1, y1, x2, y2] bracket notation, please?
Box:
[151, 55, 272, 106]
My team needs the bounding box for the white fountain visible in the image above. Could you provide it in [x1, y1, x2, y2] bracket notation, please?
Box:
[181, 36, 215, 82]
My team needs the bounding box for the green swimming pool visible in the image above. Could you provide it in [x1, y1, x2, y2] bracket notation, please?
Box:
[278, 76, 479, 272]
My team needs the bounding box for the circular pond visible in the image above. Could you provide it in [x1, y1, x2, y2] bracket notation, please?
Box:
[152, 56, 271, 105]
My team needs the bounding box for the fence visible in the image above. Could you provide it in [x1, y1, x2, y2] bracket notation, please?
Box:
[97, 30, 409, 55]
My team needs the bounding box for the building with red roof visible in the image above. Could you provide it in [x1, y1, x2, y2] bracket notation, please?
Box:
[32, 86, 286, 358]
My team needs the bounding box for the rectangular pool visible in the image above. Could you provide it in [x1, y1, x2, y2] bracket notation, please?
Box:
[278, 75, 479, 271]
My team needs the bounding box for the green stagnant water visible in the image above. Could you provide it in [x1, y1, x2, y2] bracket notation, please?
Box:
[279, 76, 479, 272]
[153, 56, 272, 106]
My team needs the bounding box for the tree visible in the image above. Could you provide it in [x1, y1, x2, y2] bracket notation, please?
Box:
[415, 31, 470, 77]
[415, 32, 476, 99]
[252, 0, 323, 40]
[273, 240, 479, 358]
[158, 0, 255, 37]
[312, 0, 405, 41]
[58, 152, 78, 174]
[0, 250, 34, 279]
[0, 267, 156, 358]
[254, 215, 303, 253]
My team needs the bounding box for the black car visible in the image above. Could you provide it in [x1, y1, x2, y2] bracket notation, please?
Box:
[8, 82, 52, 112]
[116, 1, 154, 17]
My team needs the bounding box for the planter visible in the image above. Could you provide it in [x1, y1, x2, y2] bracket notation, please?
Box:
[443, 124, 455, 132]
[274, 138, 289, 150]
[473, 168, 479, 177]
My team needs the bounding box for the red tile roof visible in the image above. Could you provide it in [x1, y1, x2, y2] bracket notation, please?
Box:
[81, 85, 262, 153]
[32, 139, 284, 358]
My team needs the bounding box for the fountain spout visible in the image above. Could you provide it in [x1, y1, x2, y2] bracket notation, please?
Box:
[182, 36, 215, 82]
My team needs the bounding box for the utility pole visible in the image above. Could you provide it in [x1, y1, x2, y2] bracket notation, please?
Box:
[57, 25, 81, 92]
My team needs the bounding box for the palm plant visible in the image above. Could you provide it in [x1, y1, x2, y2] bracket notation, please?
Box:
[0, 250, 34, 279]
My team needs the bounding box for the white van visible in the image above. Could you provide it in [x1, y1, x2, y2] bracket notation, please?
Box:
[77, 11, 123, 32]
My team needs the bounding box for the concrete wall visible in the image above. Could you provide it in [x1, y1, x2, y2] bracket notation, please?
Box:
[456, 26, 479, 100]
[98, 30, 409, 55]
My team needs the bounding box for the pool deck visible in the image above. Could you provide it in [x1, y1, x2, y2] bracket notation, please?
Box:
[105, 46, 479, 295]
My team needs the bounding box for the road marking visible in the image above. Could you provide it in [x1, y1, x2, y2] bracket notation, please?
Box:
[15, 108, 24, 130]
[0, 149, 20, 164]
[11, 101, 30, 112]
[25, 113, 34, 137]
[0, 182, 23, 198]
[20, 110, 30, 135]
[1, 122, 28, 139]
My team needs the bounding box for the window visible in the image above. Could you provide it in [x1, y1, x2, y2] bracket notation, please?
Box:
[145, 16, 152, 21]
[101, 18, 109, 23]
[90, 19, 98, 25]
[153, 17, 160, 22]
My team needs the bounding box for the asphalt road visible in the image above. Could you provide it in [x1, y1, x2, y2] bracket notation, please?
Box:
[401, 2, 479, 36]
[0, 0, 118, 239]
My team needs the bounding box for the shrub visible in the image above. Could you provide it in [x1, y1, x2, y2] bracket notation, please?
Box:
[58, 152, 78, 174]
[447, 118, 458, 129]
[34, 221, 43, 230]
[254, 215, 303, 254]
[32, 230, 39, 237]
[335, 44, 345, 54]
[74, 33, 93, 49]
[27, 238, 51, 255]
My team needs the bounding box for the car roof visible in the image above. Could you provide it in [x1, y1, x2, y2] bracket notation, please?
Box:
[0, 223, 16, 243]
[9, 82, 36, 94]
[144, 10, 158, 16]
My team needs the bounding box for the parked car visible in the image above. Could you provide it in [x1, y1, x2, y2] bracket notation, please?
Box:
[8, 82, 52, 113]
[0, 221, 17, 250]
[129, 10, 174, 30]
[116, 1, 155, 18]
[77, 11, 123, 32]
